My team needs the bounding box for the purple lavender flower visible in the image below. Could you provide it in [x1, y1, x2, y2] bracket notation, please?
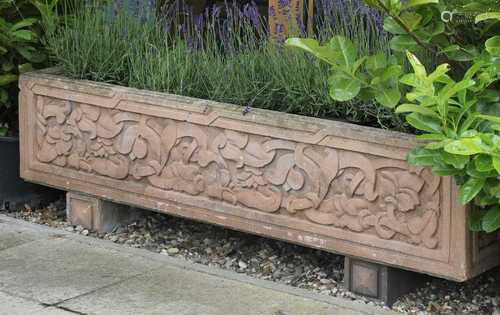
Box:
[194, 14, 204, 31]
[219, 20, 231, 52]
[242, 104, 253, 115]
[212, 5, 221, 18]
[296, 15, 305, 35]
[278, 0, 290, 10]
[243, 3, 260, 28]
[276, 23, 284, 34]
[269, 5, 276, 17]
[186, 32, 194, 51]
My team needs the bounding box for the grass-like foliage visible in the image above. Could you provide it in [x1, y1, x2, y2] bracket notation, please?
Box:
[45, 0, 407, 130]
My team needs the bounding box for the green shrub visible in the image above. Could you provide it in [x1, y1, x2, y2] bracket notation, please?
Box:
[0, 0, 60, 136]
[286, 0, 500, 232]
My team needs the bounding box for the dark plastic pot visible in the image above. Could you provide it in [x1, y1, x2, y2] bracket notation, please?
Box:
[0, 136, 59, 210]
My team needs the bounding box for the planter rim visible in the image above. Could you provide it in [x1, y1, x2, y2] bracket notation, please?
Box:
[21, 68, 419, 150]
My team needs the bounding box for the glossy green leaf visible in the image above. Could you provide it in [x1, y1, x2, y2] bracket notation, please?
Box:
[399, 73, 418, 87]
[406, 113, 441, 133]
[1, 62, 15, 72]
[477, 114, 500, 124]
[0, 88, 7, 103]
[438, 79, 475, 105]
[12, 30, 37, 41]
[482, 206, 500, 233]
[11, 18, 38, 31]
[407, 147, 439, 166]
[461, 130, 479, 138]
[475, 155, 494, 172]
[374, 86, 401, 108]
[416, 133, 446, 141]
[459, 177, 485, 204]
[328, 36, 358, 69]
[396, 103, 440, 118]
[444, 138, 486, 155]
[485, 36, 500, 56]
[366, 53, 387, 71]
[427, 64, 450, 82]
[431, 161, 461, 176]
[380, 65, 403, 82]
[403, 0, 438, 9]
[18, 63, 33, 73]
[425, 140, 450, 150]
[442, 152, 468, 169]
[352, 57, 367, 74]
[442, 45, 475, 62]
[466, 162, 495, 178]
[390, 35, 419, 52]
[328, 73, 361, 102]
[406, 52, 427, 79]
[469, 209, 487, 232]
[491, 124, 500, 132]
[0, 74, 18, 86]
[400, 12, 423, 32]
[493, 156, 500, 174]
[475, 12, 500, 24]
[15, 46, 34, 61]
[285, 38, 338, 65]
[383, 17, 406, 35]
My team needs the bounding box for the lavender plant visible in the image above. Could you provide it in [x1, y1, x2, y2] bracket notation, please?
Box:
[45, 0, 406, 130]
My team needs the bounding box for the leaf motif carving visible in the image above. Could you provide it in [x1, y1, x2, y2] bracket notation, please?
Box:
[243, 141, 276, 168]
[90, 156, 129, 179]
[34, 99, 443, 250]
[37, 140, 58, 163]
[116, 126, 138, 155]
[287, 167, 304, 191]
[265, 154, 295, 186]
[225, 130, 248, 148]
[160, 121, 178, 167]
[234, 186, 282, 213]
[80, 104, 100, 121]
[96, 113, 123, 138]
[132, 137, 148, 160]
[77, 117, 97, 139]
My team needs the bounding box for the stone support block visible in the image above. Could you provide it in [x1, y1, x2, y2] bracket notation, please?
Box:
[67, 192, 139, 233]
[344, 257, 428, 305]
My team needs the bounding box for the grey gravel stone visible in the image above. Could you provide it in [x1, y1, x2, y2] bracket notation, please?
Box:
[166, 247, 180, 255]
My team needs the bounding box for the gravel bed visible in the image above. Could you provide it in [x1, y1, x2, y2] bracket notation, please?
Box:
[3, 199, 500, 315]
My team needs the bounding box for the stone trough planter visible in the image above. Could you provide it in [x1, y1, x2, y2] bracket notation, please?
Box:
[19, 70, 500, 302]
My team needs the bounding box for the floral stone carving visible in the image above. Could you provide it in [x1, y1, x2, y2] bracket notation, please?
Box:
[35, 97, 441, 249]
[23, 71, 500, 281]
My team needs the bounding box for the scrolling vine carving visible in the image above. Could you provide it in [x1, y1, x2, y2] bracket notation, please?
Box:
[35, 97, 442, 248]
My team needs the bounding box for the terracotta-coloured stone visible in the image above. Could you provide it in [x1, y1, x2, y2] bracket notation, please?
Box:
[67, 192, 139, 233]
[18, 70, 500, 281]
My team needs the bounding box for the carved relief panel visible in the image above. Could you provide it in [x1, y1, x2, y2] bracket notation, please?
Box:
[34, 96, 442, 250]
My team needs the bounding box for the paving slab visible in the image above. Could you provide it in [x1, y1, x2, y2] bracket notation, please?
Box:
[0, 214, 396, 315]
[61, 266, 362, 315]
[0, 236, 163, 305]
[0, 291, 72, 315]
[0, 217, 49, 250]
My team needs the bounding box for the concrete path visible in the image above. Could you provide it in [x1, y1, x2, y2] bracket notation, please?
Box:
[0, 214, 397, 315]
